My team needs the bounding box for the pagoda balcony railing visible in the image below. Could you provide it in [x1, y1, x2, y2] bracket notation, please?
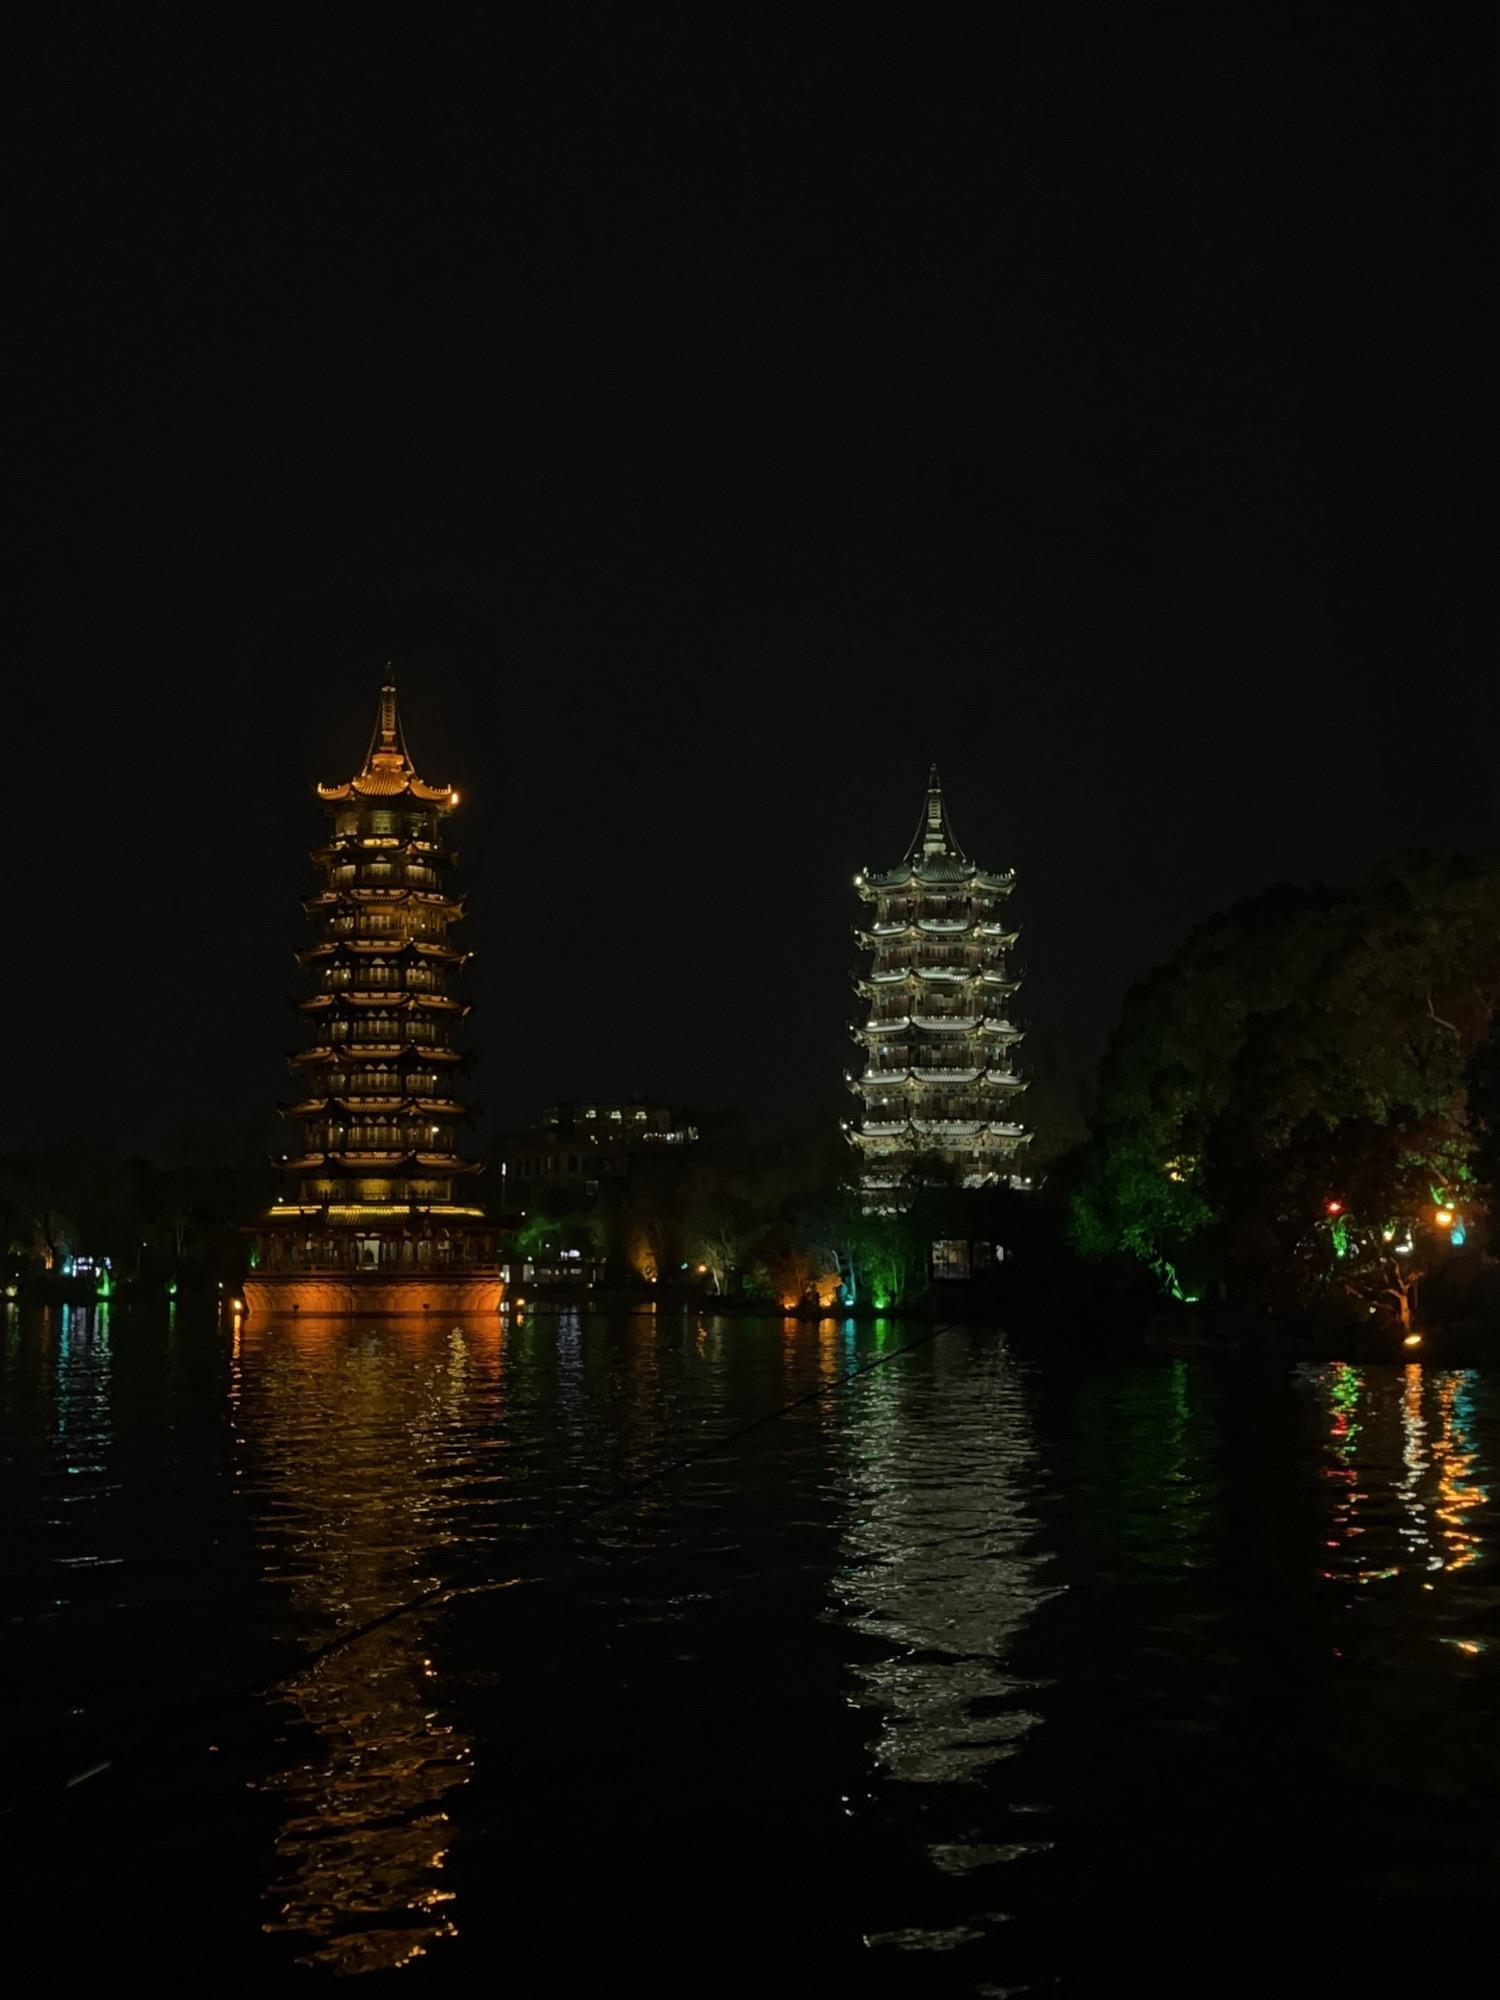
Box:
[912, 1065, 981, 1083]
[917, 917, 972, 932]
[302, 1135, 435, 1156]
[867, 958, 996, 982]
[332, 864, 442, 891]
[322, 970, 442, 993]
[339, 1018, 447, 1040]
[982, 1016, 1022, 1037]
[343, 1076, 445, 1095]
[328, 916, 447, 939]
[910, 1010, 980, 1030]
[302, 1096, 461, 1118]
[254, 1237, 499, 1275]
[976, 922, 1018, 938]
[860, 1120, 907, 1137]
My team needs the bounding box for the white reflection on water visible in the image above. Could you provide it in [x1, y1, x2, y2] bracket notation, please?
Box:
[832, 1338, 1056, 1789]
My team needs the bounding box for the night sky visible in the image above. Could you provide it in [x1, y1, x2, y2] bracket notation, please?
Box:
[10, 12, 1496, 1163]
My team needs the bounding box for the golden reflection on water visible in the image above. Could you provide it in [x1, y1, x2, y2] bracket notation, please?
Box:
[1431, 1371, 1487, 1576]
[236, 1317, 499, 1974]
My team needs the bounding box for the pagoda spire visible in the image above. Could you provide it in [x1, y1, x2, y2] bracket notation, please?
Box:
[317, 675, 454, 803]
[363, 674, 413, 778]
[906, 763, 966, 862]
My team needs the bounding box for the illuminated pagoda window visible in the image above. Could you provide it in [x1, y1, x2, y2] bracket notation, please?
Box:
[250, 681, 495, 1279]
[850, 766, 1030, 1207]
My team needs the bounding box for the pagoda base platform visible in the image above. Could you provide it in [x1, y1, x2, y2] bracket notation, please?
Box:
[242, 1272, 504, 1318]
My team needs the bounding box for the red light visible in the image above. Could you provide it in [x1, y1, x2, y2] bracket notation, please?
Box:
[1326, 1200, 1343, 1215]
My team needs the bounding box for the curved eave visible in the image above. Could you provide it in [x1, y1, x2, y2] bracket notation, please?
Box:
[303, 888, 463, 914]
[288, 1144, 482, 1169]
[317, 1149, 465, 1168]
[294, 992, 469, 1015]
[311, 839, 456, 867]
[296, 939, 468, 966]
[282, 1095, 468, 1118]
[859, 869, 1017, 895]
[315, 775, 455, 804]
[287, 1042, 466, 1067]
[851, 1122, 1030, 1148]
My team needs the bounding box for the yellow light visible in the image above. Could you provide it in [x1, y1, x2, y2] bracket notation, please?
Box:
[1403, 1332, 1423, 1349]
[449, 789, 460, 806]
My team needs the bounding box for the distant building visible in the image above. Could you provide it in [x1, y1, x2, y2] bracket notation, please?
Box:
[501, 1099, 700, 1195]
[244, 683, 501, 1314]
[850, 768, 1029, 1205]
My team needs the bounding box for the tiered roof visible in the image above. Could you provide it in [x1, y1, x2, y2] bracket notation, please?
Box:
[858, 766, 1015, 893]
[315, 681, 459, 805]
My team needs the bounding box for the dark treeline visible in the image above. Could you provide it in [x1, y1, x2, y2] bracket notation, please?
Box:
[6, 851, 1496, 1338]
[0, 1143, 272, 1292]
[501, 1121, 1046, 1312]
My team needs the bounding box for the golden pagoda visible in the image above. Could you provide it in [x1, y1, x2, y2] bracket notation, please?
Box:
[243, 683, 502, 1314]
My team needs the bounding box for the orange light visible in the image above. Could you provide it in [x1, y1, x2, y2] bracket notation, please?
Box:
[1435, 1209, 1454, 1228]
[1403, 1332, 1423, 1349]
[1325, 1200, 1343, 1215]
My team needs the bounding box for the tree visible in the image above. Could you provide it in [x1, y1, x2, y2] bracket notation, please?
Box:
[1071, 882, 1351, 1288]
[1073, 855, 1500, 1316]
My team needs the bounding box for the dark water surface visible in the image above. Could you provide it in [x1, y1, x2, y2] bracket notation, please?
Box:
[2, 1305, 1497, 1992]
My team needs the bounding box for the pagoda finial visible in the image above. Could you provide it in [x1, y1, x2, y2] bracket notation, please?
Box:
[906, 762, 965, 862]
[317, 677, 456, 804]
[361, 675, 413, 778]
[378, 677, 399, 750]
